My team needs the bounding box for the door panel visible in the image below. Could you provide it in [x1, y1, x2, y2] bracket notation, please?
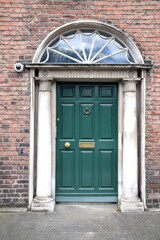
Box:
[99, 150, 113, 188]
[61, 104, 75, 139]
[79, 150, 94, 189]
[80, 104, 95, 139]
[60, 150, 75, 189]
[56, 83, 118, 202]
[99, 104, 113, 139]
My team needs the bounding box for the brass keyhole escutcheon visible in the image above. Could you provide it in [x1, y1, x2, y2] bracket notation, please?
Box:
[64, 142, 70, 148]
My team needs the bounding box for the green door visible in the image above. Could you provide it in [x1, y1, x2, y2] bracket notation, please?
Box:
[56, 83, 118, 202]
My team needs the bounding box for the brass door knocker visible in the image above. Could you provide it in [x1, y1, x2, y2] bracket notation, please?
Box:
[84, 108, 90, 116]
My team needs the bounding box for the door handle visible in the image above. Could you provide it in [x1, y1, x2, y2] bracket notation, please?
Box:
[64, 142, 70, 148]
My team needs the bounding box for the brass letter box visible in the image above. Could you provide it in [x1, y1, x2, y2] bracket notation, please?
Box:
[79, 142, 95, 148]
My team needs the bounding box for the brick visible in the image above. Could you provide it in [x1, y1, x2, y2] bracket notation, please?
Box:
[0, 0, 160, 208]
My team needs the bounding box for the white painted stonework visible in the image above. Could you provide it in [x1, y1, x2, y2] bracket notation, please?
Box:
[31, 80, 54, 211]
[120, 80, 144, 212]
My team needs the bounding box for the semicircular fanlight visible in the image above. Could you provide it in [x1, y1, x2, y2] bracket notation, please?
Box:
[40, 30, 135, 64]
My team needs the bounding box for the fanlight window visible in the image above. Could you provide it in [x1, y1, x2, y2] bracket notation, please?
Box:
[40, 30, 135, 64]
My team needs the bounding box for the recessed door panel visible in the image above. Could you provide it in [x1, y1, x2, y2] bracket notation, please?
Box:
[61, 86, 75, 98]
[79, 150, 94, 189]
[80, 87, 94, 98]
[99, 86, 114, 98]
[99, 103, 113, 139]
[99, 150, 113, 189]
[61, 104, 75, 139]
[56, 83, 118, 202]
[79, 104, 94, 139]
[58, 150, 75, 189]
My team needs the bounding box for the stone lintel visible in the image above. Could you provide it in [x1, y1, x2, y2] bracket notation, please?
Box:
[32, 69, 142, 81]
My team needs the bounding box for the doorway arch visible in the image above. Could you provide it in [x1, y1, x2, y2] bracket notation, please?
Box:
[27, 20, 150, 212]
[33, 20, 144, 64]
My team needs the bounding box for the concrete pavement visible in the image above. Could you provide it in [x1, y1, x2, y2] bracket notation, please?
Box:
[0, 204, 160, 240]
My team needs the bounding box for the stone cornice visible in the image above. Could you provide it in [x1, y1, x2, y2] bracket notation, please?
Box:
[25, 63, 152, 70]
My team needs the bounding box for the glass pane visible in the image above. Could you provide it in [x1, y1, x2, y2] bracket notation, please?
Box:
[90, 34, 110, 61]
[41, 49, 76, 63]
[97, 51, 130, 64]
[80, 32, 95, 59]
[65, 32, 84, 61]
[51, 39, 82, 62]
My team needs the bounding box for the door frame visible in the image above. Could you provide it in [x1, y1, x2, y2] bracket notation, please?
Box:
[27, 65, 148, 212]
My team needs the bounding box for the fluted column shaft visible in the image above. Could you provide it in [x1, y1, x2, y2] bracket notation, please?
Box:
[35, 80, 53, 202]
[122, 80, 139, 201]
[120, 80, 144, 212]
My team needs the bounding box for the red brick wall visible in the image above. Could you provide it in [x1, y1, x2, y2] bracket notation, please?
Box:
[0, 0, 160, 207]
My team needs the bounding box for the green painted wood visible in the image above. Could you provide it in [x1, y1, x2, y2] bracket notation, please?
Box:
[56, 83, 118, 202]
[80, 150, 94, 188]
[56, 196, 118, 202]
[60, 151, 75, 189]
[99, 151, 112, 188]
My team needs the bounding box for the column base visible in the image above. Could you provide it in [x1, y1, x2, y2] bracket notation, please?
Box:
[31, 197, 55, 212]
[120, 198, 144, 212]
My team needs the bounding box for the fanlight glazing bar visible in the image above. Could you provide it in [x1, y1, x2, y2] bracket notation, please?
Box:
[90, 37, 113, 62]
[48, 48, 82, 63]
[93, 49, 127, 63]
[88, 31, 97, 62]
[78, 31, 87, 62]
[41, 48, 50, 63]
[62, 36, 84, 62]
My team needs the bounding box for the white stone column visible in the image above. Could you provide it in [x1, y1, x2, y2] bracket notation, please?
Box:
[32, 80, 54, 212]
[120, 80, 144, 212]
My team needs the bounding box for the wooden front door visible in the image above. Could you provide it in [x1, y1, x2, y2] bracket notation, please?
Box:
[56, 83, 118, 202]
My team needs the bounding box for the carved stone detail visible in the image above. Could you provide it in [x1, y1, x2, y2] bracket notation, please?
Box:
[47, 69, 133, 79]
[83, 70, 93, 78]
[123, 81, 137, 93]
[34, 69, 140, 80]
[39, 70, 49, 78]
[39, 81, 52, 92]
[127, 70, 137, 78]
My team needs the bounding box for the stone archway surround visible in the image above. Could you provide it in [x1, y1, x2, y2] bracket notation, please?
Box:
[25, 20, 152, 212]
[26, 65, 150, 212]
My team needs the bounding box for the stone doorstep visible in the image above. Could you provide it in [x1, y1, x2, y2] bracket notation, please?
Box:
[147, 208, 160, 212]
[31, 200, 55, 212]
[0, 208, 28, 213]
[0, 205, 159, 213]
[120, 201, 144, 213]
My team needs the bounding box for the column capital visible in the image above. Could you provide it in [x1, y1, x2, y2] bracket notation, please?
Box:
[122, 77, 142, 91]
[123, 81, 136, 93]
[38, 79, 54, 92]
[122, 78, 142, 82]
